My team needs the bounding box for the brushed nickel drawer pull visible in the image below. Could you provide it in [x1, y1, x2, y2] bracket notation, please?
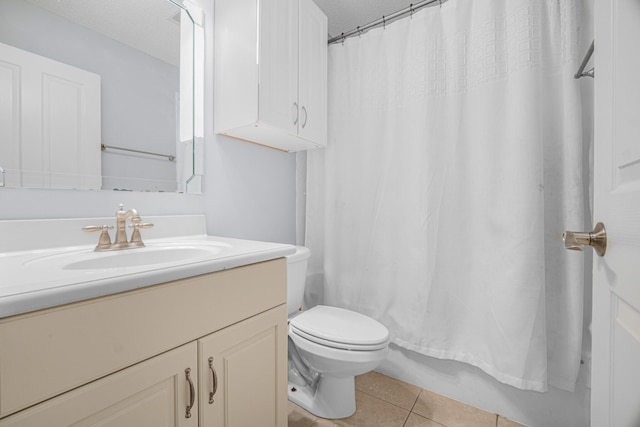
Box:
[208, 357, 218, 404]
[185, 368, 195, 418]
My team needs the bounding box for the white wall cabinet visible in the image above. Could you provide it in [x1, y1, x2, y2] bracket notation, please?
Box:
[0, 260, 287, 427]
[214, 0, 327, 152]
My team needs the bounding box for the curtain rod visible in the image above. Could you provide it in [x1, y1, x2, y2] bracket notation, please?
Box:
[328, 0, 447, 45]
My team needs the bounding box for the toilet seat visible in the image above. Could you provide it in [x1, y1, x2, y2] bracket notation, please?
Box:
[289, 305, 389, 351]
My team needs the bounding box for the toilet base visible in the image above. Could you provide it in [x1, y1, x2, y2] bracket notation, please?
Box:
[288, 375, 356, 419]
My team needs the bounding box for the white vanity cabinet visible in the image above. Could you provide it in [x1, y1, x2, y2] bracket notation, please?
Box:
[214, 0, 328, 152]
[0, 259, 287, 427]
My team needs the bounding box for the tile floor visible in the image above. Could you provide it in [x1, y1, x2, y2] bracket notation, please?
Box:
[288, 371, 526, 427]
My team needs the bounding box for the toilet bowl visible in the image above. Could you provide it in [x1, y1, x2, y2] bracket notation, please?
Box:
[286, 247, 390, 419]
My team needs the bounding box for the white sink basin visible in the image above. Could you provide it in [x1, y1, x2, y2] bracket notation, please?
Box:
[64, 246, 225, 270]
[24, 241, 232, 271]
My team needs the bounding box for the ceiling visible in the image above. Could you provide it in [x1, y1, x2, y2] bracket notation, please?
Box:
[313, 0, 416, 39]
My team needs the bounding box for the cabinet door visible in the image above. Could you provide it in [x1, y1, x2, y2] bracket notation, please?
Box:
[298, 0, 327, 146]
[0, 343, 198, 427]
[258, 0, 299, 134]
[199, 305, 288, 427]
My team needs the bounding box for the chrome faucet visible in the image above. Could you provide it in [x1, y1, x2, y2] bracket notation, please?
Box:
[83, 204, 154, 251]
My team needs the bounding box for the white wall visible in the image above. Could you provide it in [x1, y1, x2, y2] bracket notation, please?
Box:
[0, 0, 297, 246]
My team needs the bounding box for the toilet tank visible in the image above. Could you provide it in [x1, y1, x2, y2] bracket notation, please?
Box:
[286, 246, 311, 316]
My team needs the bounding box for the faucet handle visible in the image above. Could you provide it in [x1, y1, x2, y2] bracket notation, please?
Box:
[129, 221, 154, 246]
[82, 225, 114, 251]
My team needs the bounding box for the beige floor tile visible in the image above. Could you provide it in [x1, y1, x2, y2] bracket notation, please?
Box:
[311, 391, 409, 427]
[497, 415, 526, 427]
[412, 389, 497, 427]
[289, 401, 317, 427]
[355, 371, 421, 410]
[404, 412, 447, 427]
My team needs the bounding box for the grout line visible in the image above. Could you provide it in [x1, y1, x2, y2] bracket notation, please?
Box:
[355, 388, 417, 413]
[409, 388, 421, 412]
[401, 411, 410, 427]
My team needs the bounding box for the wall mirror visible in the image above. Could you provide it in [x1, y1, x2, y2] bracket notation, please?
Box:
[0, 0, 203, 193]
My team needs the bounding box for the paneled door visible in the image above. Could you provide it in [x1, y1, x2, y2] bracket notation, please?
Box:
[0, 42, 101, 189]
[592, 0, 640, 425]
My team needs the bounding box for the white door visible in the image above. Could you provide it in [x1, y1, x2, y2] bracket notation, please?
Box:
[0, 42, 101, 189]
[591, 0, 640, 425]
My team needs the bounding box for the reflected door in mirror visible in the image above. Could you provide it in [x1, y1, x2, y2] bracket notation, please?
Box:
[0, 42, 101, 189]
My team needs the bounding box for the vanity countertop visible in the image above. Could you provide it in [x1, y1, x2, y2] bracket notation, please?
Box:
[0, 215, 295, 318]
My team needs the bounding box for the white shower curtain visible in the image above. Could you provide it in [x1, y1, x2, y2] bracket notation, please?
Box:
[305, 0, 586, 392]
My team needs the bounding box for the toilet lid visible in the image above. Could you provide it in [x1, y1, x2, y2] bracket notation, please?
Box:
[289, 305, 389, 350]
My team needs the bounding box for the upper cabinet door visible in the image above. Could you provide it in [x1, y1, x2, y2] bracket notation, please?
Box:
[259, 0, 299, 135]
[214, 0, 327, 152]
[298, 0, 327, 146]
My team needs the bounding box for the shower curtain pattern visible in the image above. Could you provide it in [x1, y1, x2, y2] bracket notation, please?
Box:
[363, 1, 581, 107]
[305, 0, 586, 392]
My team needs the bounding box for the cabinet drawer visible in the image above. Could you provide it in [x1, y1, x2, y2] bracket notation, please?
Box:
[0, 259, 286, 418]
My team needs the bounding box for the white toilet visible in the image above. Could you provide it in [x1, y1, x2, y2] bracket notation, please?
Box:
[286, 246, 390, 419]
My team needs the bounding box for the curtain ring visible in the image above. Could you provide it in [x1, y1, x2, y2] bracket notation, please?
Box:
[341, 32, 345, 45]
[357, 26, 362, 37]
[383, 15, 386, 29]
[439, 0, 442, 7]
[410, 4, 414, 18]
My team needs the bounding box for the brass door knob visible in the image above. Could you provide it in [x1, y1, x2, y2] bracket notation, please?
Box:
[562, 222, 607, 257]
